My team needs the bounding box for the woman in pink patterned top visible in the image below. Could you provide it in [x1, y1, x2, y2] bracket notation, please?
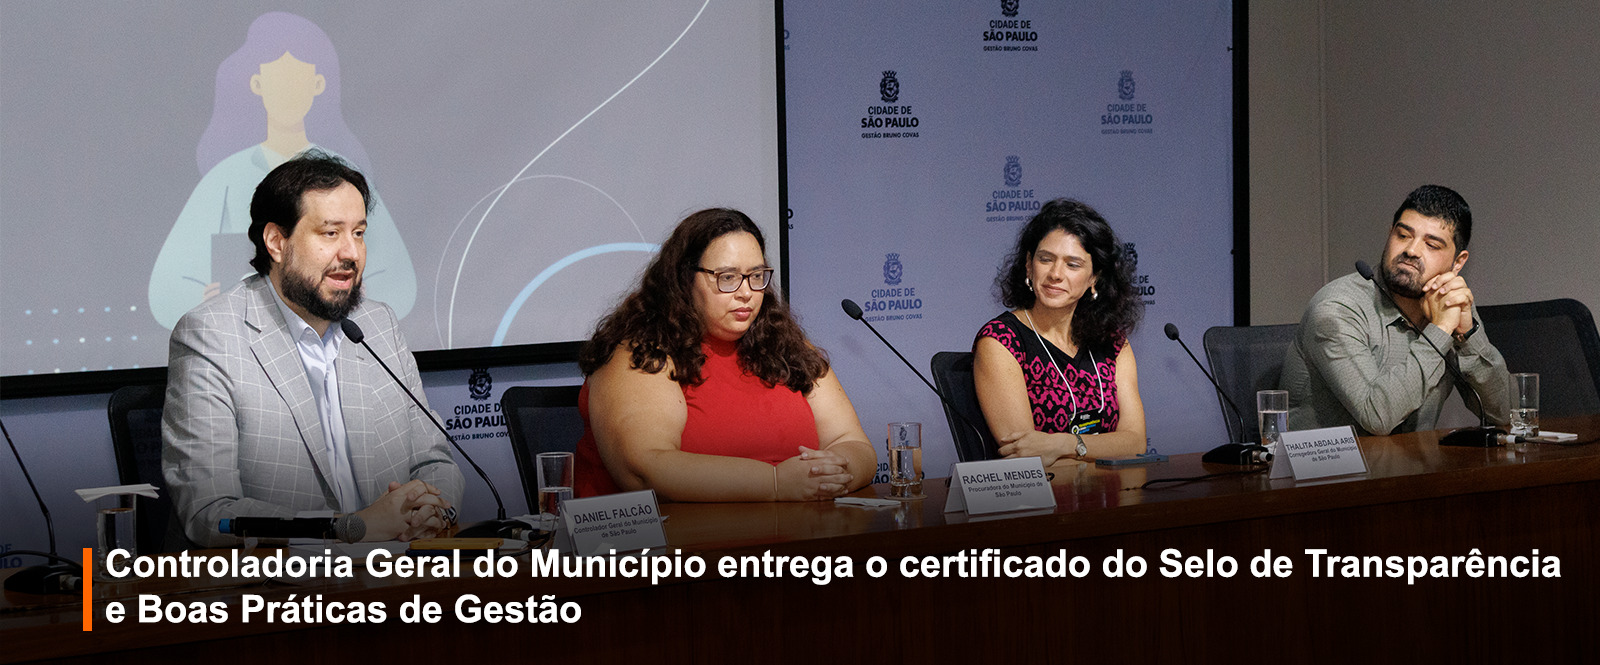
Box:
[974, 199, 1147, 465]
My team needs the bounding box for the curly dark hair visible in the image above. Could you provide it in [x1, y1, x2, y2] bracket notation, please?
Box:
[578, 208, 830, 394]
[995, 198, 1143, 349]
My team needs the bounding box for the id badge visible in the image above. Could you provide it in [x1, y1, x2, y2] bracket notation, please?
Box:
[1070, 408, 1109, 435]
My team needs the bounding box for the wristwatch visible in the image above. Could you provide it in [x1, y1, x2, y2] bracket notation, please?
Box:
[1073, 431, 1088, 458]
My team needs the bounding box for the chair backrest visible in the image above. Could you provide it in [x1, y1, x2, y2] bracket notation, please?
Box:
[1202, 323, 1300, 444]
[929, 352, 1000, 462]
[500, 385, 584, 514]
[1477, 298, 1600, 418]
[107, 382, 175, 555]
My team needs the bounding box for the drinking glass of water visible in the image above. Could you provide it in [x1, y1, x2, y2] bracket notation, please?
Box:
[886, 422, 924, 500]
[536, 452, 575, 532]
[1257, 390, 1289, 453]
[95, 494, 136, 583]
[1510, 373, 1540, 440]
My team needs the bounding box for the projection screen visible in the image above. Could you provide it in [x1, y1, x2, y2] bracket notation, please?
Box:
[0, 1, 780, 382]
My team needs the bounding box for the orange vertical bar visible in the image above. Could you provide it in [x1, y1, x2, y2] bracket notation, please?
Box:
[82, 547, 93, 631]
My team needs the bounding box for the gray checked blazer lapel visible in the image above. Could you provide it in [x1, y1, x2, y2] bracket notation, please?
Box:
[241, 278, 339, 496]
[335, 333, 385, 506]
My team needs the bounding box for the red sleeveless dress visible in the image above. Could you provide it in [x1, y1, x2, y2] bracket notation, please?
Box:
[574, 337, 817, 497]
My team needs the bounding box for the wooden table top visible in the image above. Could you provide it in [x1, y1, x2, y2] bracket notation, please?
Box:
[647, 416, 1599, 556]
[4, 415, 1597, 661]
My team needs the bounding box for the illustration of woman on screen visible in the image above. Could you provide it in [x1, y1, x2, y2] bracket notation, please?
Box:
[149, 12, 415, 329]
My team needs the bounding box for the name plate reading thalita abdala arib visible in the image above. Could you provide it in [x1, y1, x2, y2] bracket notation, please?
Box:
[558, 489, 667, 556]
[1279, 425, 1368, 481]
[943, 457, 1056, 515]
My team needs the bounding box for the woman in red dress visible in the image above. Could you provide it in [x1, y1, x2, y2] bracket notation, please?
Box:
[574, 209, 876, 500]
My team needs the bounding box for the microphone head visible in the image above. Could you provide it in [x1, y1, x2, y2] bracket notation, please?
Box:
[338, 319, 365, 343]
[1163, 323, 1180, 341]
[840, 299, 864, 320]
[1355, 260, 1375, 281]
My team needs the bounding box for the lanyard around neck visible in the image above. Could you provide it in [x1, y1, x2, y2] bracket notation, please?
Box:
[1022, 310, 1107, 427]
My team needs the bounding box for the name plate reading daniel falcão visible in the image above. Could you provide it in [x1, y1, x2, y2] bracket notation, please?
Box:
[943, 458, 1056, 515]
[1279, 425, 1368, 481]
[559, 489, 667, 556]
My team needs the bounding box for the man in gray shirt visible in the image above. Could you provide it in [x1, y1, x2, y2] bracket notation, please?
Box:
[1281, 185, 1510, 435]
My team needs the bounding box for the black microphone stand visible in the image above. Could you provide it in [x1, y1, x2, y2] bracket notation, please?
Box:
[840, 299, 993, 454]
[339, 320, 532, 539]
[1165, 323, 1249, 444]
[1162, 324, 1271, 465]
[3, 418, 81, 594]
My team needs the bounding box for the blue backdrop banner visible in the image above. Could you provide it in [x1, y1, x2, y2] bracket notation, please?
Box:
[784, 0, 1236, 472]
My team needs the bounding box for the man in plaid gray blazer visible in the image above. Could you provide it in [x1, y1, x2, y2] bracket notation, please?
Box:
[162, 152, 462, 548]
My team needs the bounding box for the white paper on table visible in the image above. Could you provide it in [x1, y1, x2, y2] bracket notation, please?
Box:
[835, 497, 900, 508]
[75, 483, 159, 502]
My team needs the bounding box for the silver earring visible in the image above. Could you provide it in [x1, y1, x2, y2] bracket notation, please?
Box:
[1025, 277, 1032, 289]
[1091, 288, 1099, 300]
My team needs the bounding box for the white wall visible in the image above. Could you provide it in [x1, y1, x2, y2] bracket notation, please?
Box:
[1250, 0, 1600, 426]
[1321, 0, 1600, 314]
[1248, 0, 1329, 325]
[1251, 0, 1600, 322]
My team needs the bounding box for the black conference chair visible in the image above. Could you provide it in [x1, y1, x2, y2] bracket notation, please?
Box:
[929, 352, 1000, 463]
[1478, 298, 1600, 418]
[107, 382, 177, 555]
[501, 385, 584, 514]
[1202, 323, 1300, 444]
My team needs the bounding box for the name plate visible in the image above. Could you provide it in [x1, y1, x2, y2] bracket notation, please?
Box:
[1279, 426, 1368, 480]
[558, 490, 667, 556]
[1268, 442, 1294, 480]
[943, 458, 1057, 515]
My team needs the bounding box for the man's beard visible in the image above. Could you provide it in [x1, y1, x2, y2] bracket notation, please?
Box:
[1380, 255, 1426, 299]
[282, 260, 363, 323]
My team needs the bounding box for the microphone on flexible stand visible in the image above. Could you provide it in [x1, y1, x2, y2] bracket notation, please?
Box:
[3, 418, 82, 594]
[340, 319, 530, 539]
[840, 299, 993, 454]
[1354, 260, 1508, 447]
[1165, 323, 1250, 444]
[1162, 324, 1272, 465]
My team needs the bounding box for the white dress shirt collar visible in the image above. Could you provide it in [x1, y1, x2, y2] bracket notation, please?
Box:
[267, 283, 362, 513]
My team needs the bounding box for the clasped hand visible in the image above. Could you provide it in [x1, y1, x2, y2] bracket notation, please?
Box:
[355, 479, 452, 542]
[776, 446, 854, 501]
[1421, 270, 1474, 336]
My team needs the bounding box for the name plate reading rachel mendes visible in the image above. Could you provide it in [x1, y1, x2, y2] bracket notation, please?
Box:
[559, 490, 667, 556]
[943, 458, 1057, 515]
[1279, 426, 1368, 481]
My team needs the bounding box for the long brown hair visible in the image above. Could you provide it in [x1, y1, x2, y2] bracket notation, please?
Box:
[578, 208, 829, 394]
